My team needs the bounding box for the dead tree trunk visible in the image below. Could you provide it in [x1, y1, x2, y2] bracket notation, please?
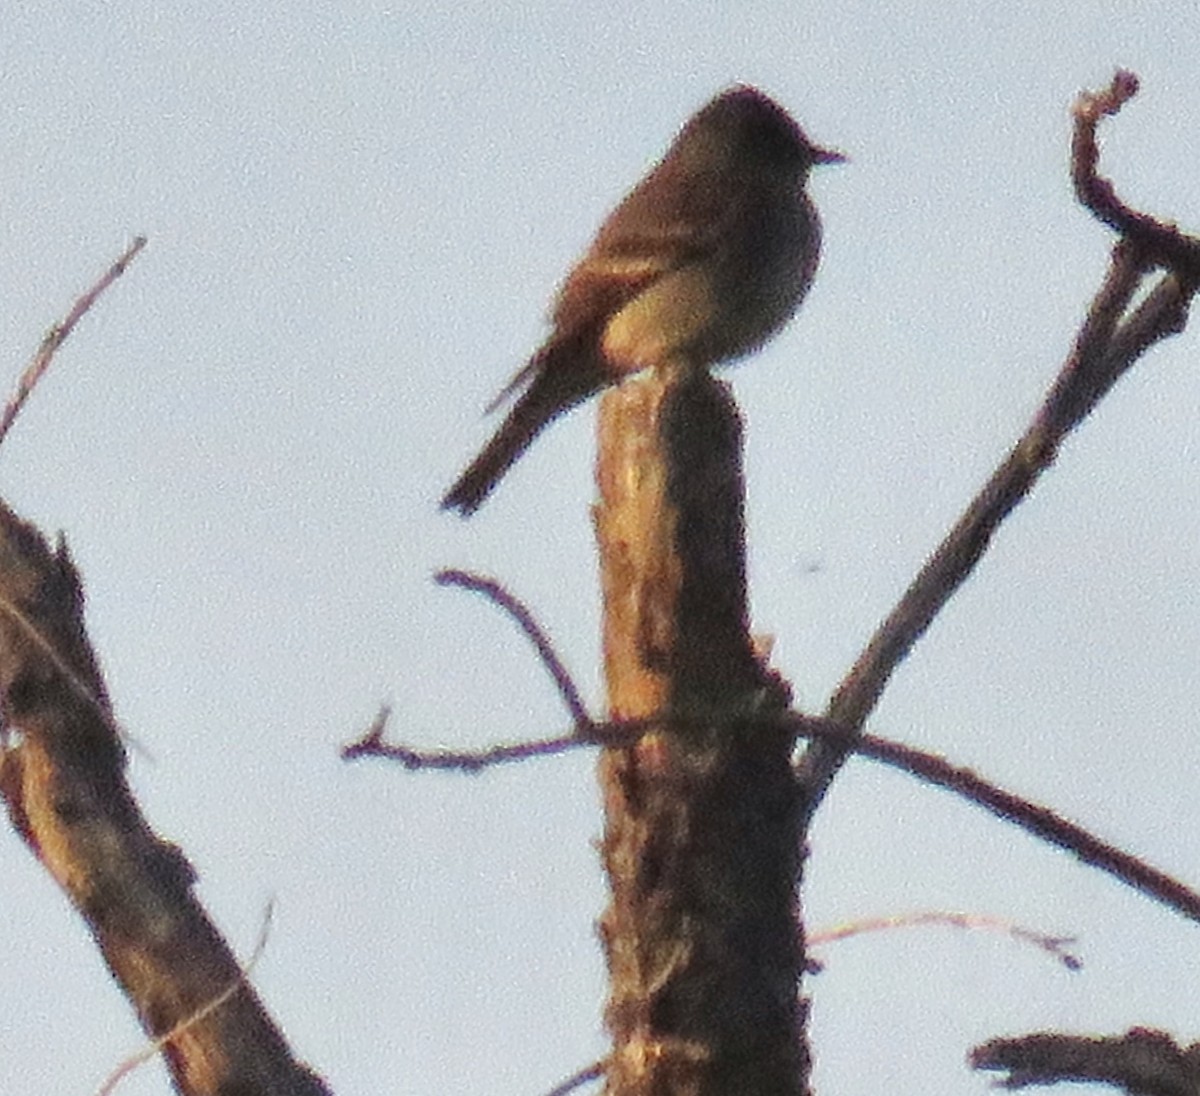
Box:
[595, 363, 807, 1096]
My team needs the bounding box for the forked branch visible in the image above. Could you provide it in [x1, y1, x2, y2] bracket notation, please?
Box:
[797, 70, 1198, 821]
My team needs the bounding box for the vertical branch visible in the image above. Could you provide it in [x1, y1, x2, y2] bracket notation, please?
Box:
[594, 366, 804, 1096]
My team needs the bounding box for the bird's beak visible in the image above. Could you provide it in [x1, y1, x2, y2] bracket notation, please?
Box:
[812, 144, 847, 165]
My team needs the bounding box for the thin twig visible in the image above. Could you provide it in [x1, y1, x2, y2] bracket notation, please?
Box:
[435, 568, 591, 727]
[809, 910, 1081, 971]
[95, 898, 275, 1096]
[0, 236, 147, 448]
[344, 728, 584, 770]
[341, 714, 644, 768]
[543, 1059, 606, 1096]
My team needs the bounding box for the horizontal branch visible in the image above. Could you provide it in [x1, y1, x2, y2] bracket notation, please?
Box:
[973, 1027, 1200, 1093]
[345, 710, 1200, 927]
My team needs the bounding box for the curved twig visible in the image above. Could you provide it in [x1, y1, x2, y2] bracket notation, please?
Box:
[434, 568, 591, 727]
[808, 910, 1081, 971]
[1072, 71, 1200, 277]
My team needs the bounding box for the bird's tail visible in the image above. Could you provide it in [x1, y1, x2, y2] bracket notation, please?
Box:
[440, 340, 606, 516]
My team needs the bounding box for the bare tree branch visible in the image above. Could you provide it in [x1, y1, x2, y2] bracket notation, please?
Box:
[797, 70, 1197, 823]
[973, 1028, 1200, 1094]
[345, 709, 1200, 928]
[0, 503, 329, 1095]
[543, 1060, 606, 1096]
[850, 727, 1200, 922]
[0, 237, 147, 449]
[96, 900, 277, 1096]
[808, 910, 1081, 972]
[434, 568, 591, 726]
[1073, 71, 1200, 278]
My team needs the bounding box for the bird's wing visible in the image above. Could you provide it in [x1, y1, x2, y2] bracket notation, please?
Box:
[550, 160, 749, 338]
[487, 163, 750, 415]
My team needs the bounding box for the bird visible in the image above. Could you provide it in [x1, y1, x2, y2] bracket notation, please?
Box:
[441, 84, 842, 516]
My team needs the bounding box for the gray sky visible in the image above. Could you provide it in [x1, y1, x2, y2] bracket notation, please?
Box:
[2, 4, 1199, 1094]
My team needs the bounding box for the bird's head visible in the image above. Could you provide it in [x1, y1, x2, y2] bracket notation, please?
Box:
[691, 85, 845, 173]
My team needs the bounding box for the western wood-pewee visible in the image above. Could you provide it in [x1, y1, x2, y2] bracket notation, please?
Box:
[441, 85, 842, 515]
